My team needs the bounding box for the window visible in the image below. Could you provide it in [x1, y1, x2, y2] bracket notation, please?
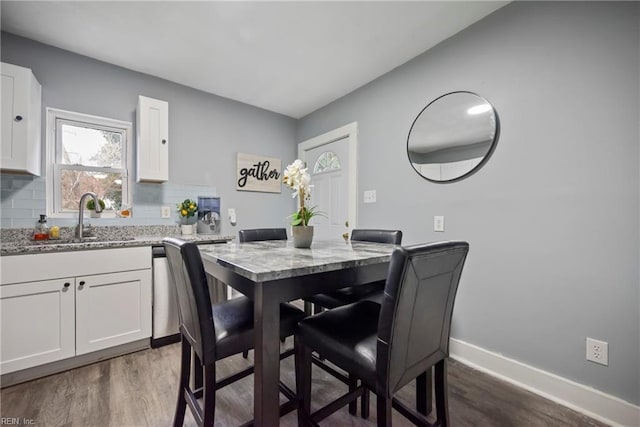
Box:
[46, 108, 133, 218]
[313, 151, 341, 174]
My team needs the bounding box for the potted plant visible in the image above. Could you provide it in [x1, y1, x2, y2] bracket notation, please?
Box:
[86, 198, 106, 218]
[283, 159, 323, 248]
[177, 199, 198, 235]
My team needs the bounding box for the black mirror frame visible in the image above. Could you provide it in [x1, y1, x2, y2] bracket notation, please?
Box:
[406, 90, 500, 184]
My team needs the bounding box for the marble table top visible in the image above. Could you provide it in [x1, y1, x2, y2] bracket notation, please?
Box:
[199, 239, 398, 282]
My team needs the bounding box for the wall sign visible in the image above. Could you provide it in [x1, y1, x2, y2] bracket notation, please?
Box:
[236, 152, 282, 193]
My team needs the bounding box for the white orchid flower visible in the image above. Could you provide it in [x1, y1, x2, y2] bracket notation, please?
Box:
[283, 159, 323, 226]
[283, 159, 312, 201]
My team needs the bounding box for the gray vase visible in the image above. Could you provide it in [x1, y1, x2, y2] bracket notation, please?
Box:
[292, 226, 314, 248]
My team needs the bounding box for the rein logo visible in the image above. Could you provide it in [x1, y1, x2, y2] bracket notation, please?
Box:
[1, 418, 35, 425]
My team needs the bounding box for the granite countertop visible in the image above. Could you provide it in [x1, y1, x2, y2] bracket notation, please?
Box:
[0, 225, 234, 256]
[200, 239, 396, 282]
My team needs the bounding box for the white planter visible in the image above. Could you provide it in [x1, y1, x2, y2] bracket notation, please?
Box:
[181, 224, 194, 235]
[89, 210, 101, 218]
[291, 226, 314, 248]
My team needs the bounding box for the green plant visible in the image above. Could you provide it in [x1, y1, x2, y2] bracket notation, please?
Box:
[177, 199, 198, 223]
[289, 205, 324, 226]
[86, 198, 105, 210]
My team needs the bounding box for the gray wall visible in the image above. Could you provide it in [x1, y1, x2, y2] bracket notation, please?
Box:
[1, 32, 298, 232]
[298, 2, 640, 404]
[1, 0, 638, 407]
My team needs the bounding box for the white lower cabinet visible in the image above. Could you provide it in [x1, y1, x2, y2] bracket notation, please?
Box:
[0, 278, 75, 374]
[76, 270, 151, 355]
[0, 246, 152, 375]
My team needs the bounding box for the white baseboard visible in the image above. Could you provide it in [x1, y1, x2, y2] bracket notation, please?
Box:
[449, 339, 640, 427]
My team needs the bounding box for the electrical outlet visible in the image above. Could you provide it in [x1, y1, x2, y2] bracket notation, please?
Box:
[161, 206, 171, 218]
[434, 215, 445, 232]
[363, 190, 376, 204]
[586, 337, 608, 366]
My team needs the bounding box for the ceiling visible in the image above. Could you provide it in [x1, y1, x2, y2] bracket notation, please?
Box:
[1, 1, 507, 119]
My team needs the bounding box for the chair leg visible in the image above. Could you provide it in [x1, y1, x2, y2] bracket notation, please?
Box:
[361, 387, 370, 419]
[193, 351, 203, 391]
[304, 300, 313, 316]
[202, 364, 216, 427]
[416, 368, 433, 416]
[376, 394, 392, 427]
[173, 339, 191, 427]
[295, 336, 312, 427]
[434, 359, 450, 427]
[348, 374, 357, 415]
[310, 303, 326, 361]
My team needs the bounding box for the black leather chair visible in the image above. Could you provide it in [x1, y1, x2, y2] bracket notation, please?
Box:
[305, 229, 402, 310]
[163, 237, 305, 427]
[303, 229, 403, 416]
[238, 227, 287, 243]
[295, 241, 469, 426]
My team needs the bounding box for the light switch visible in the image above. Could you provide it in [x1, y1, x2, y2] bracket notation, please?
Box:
[228, 208, 237, 226]
[434, 216, 445, 232]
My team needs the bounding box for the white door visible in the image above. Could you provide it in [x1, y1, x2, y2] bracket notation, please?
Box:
[305, 138, 349, 240]
[298, 123, 358, 240]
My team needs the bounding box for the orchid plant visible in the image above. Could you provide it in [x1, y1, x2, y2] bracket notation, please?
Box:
[283, 159, 323, 226]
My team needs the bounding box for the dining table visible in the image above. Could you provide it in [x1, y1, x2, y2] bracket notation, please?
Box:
[199, 238, 397, 426]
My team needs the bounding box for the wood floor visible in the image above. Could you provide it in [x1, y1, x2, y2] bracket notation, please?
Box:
[1, 340, 607, 427]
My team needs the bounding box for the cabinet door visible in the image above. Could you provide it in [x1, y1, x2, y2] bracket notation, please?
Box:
[1, 62, 41, 176]
[136, 95, 168, 182]
[75, 270, 152, 355]
[0, 278, 75, 374]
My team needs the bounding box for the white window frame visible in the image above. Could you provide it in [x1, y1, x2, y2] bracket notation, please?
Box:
[45, 108, 133, 219]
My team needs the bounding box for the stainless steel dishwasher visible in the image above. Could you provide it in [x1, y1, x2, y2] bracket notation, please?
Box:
[151, 245, 180, 347]
[151, 241, 229, 348]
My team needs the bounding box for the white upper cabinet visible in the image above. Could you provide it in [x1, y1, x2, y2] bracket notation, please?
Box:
[136, 95, 168, 182]
[1, 62, 42, 176]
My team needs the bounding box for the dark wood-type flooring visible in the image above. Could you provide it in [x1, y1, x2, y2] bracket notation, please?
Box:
[1, 340, 607, 426]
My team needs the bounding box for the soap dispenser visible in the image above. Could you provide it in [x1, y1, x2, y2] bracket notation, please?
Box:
[33, 214, 49, 241]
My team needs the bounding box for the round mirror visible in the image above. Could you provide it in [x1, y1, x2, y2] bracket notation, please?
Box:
[407, 91, 499, 183]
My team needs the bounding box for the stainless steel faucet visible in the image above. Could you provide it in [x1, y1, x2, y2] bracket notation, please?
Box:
[76, 192, 103, 238]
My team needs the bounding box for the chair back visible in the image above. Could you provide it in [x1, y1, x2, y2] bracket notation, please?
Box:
[377, 241, 469, 396]
[238, 228, 287, 243]
[351, 229, 402, 245]
[163, 237, 217, 364]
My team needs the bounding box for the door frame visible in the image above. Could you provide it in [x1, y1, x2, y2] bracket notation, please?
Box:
[298, 122, 358, 231]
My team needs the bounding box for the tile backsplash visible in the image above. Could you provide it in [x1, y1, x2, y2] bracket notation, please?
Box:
[0, 174, 217, 228]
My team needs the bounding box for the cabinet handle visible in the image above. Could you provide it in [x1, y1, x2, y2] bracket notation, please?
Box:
[14, 115, 23, 122]
[161, 139, 167, 144]
[64, 282, 70, 288]
[79, 281, 85, 287]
